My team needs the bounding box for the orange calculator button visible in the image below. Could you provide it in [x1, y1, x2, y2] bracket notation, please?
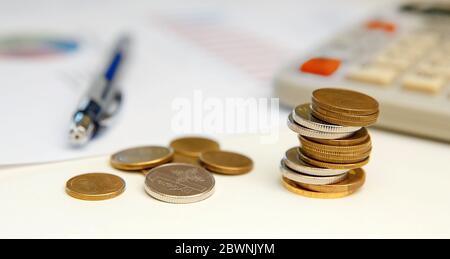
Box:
[366, 20, 385, 30]
[383, 22, 396, 32]
[300, 58, 341, 76]
[366, 20, 396, 32]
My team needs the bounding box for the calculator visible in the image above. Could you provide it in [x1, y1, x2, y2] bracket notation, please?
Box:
[275, 1, 450, 142]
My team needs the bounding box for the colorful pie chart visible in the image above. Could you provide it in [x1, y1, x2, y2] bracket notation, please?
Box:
[0, 35, 79, 58]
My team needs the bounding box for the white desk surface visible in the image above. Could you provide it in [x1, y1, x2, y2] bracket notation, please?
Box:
[1, 128, 449, 238]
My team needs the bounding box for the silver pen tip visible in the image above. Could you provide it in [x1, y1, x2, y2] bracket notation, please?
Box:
[69, 126, 89, 146]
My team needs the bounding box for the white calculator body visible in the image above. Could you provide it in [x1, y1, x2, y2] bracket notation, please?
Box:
[275, 1, 450, 142]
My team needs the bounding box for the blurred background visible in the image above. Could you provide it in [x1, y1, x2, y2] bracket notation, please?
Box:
[3, 0, 450, 165]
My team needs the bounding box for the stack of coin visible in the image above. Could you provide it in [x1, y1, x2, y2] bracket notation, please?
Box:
[281, 88, 379, 198]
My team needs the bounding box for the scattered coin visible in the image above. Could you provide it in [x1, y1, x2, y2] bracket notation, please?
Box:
[292, 103, 361, 133]
[312, 88, 379, 115]
[110, 146, 174, 171]
[280, 160, 347, 185]
[66, 173, 125, 201]
[287, 113, 354, 139]
[144, 163, 215, 204]
[298, 168, 365, 193]
[170, 137, 220, 157]
[298, 148, 370, 170]
[200, 150, 253, 175]
[67, 135, 253, 204]
[283, 147, 348, 176]
[282, 177, 355, 199]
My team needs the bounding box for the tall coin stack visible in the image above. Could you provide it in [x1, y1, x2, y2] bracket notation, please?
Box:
[281, 88, 379, 198]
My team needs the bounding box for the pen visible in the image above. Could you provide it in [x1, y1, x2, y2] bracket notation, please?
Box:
[69, 36, 130, 146]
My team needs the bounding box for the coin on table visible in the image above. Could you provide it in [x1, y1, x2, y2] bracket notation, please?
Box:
[292, 103, 361, 133]
[283, 147, 348, 176]
[306, 127, 370, 146]
[170, 137, 220, 157]
[298, 168, 365, 193]
[145, 163, 215, 204]
[287, 113, 354, 139]
[110, 146, 174, 171]
[280, 160, 347, 185]
[282, 177, 355, 199]
[66, 173, 125, 201]
[298, 148, 370, 170]
[312, 88, 379, 115]
[200, 150, 253, 175]
[299, 134, 371, 153]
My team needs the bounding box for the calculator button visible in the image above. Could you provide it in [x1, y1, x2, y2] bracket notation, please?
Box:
[418, 54, 450, 78]
[402, 72, 447, 94]
[366, 20, 384, 30]
[414, 33, 440, 45]
[425, 52, 450, 66]
[366, 20, 396, 32]
[383, 23, 396, 32]
[300, 58, 341, 76]
[441, 42, 450, 52]
[417, 64, 450, 78]
[347, 64, 398, 85]
[375, 54, 414, 70]
[393, 44, 428, 57]
[395, 34, 438, 51]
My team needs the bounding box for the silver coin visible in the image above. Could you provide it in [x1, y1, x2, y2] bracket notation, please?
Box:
[280, 160, 347, 185]
[144, 163, 215, 204]
[287, 113, 354, 139]
[283, 147, 349, 176]
[293, 103, 361, 133]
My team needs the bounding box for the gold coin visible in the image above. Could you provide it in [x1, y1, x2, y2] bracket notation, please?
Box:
[298, 148, 369, 169]
[282, 177, 355, 199]
[200, 150, 253, 175]
[312, 103, 379, 122]
[312, 88, 379, 115]
[110, 146, 174, 171]
[306, 128, 369, 146]
[300, 146, 371, 163]
[170, 137, 220, 157]
[312, 108, 378, 127]
[66, 173, 125, 201]
[172, 152, 201, 166]
[298, 168, 366, 193]
[299, 134, 371, 153]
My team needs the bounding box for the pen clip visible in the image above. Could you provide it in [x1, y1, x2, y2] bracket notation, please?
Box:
[98, 89, 123, 127]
